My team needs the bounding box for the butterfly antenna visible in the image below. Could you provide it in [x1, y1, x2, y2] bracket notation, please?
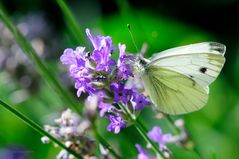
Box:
[140, 43, 148, 56]
[127, 24, 139, 53]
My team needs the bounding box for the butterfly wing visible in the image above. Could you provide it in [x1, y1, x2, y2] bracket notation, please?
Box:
[148, 42, 226, 87]
[150, 42, 225, 60]
[141, 42, 225, 114]
[142, 66, 208, 114]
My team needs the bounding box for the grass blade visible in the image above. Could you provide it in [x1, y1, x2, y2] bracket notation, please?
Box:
[0, 99, 83, 159]
[56, 0, 87, 46]
[92, 124, 123, 159]
[0, 7, 80, 113]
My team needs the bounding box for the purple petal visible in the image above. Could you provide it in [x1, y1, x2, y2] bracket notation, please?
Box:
[136, 144, 152, 159]
[119, 43, 126, 60]
[147, 126, 162, 143]
[114, 126, 121, 134]
[106, 115, 126, 134]
[60, 48, 76, 65]
[162, 134, 173, 143]
[98, 102, 113, 117]
[147, 126, 172, 146]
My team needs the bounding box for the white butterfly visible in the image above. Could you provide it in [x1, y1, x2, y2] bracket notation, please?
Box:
[134, 42, 226, 115]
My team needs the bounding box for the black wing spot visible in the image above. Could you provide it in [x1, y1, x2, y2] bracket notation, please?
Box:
[199, 67, 207, 74]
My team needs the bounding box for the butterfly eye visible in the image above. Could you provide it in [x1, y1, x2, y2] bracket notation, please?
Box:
[95, 75, 106, 81]
[139, 59, 147, 66]
[85, 52, 91, 58]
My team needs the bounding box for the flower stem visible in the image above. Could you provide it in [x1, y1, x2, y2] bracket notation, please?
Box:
[56, 0, 87, 46]
[0, 6, 81, 113]
[165, 115, 203, 159]
[118, 104, 167, 159]
[165, 115, 181, 134]
[135, 121, 167, 159]
[92, 124, 122, 159]
[0, 99, 83, 159]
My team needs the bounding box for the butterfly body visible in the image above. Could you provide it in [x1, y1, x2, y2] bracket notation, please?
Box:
[134, 42, 226, 115]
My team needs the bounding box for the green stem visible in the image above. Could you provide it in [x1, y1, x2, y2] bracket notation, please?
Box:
[165, 115, 181, 134]
[118, 104, 166, 159]
[92, 124, 122, 159]
[0, 7, 80, 113]
[165, 115, 203, 159]
[0, 100, 83, 159]
[56, 0, 87, 46]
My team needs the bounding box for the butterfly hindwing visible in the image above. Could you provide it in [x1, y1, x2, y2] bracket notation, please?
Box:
[142, 66, 208, 114]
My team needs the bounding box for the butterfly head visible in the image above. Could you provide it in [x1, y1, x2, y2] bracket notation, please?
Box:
[130, 56, 150, 75]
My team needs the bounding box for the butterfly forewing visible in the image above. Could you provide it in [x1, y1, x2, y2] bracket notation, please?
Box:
[149, 42, 225, 60]
[149, 53, 225, 87]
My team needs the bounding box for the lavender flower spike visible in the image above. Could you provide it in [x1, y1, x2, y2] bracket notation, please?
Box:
[136, 144, 152, 159]
[42, 109, 95, 158]
[60, 29, 152, 134]
[110, 82, 132, 103]
[86, 28, 114, 52]
[107, 115, 126, 134]
[132, 91, 151, 110]
[86, 29, 116, 72]
[147, 126, 172, 148]
[117, 43, 134, 80]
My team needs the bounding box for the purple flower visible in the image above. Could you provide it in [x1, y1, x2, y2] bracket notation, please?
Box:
[60, 47, 87, 77]
[86, 29, 116, 72]
[92, 50, 116, 72]
[110, 82, 132, 103]
[107, 115, 126, 134]
[117, 64, 133, 80]
[135, 144, 152, 159]
[60, 48, 75, 65]
[132, 91, 151, 110]
[60, 47, 86, 66]
[93, 91, 114, 117]
[60, 46, 96, 97]
[86, 29, 114, 52]
[98, 102, 113, 117]
[118, 43, 135, 63]
[147, 126, 172, 147]
[75, 76, 95, 97]
[60, 29, 153, 134]
[117, 44, 134, 80]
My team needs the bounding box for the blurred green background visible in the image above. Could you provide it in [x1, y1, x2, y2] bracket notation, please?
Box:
[0, 0, 239, 158]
